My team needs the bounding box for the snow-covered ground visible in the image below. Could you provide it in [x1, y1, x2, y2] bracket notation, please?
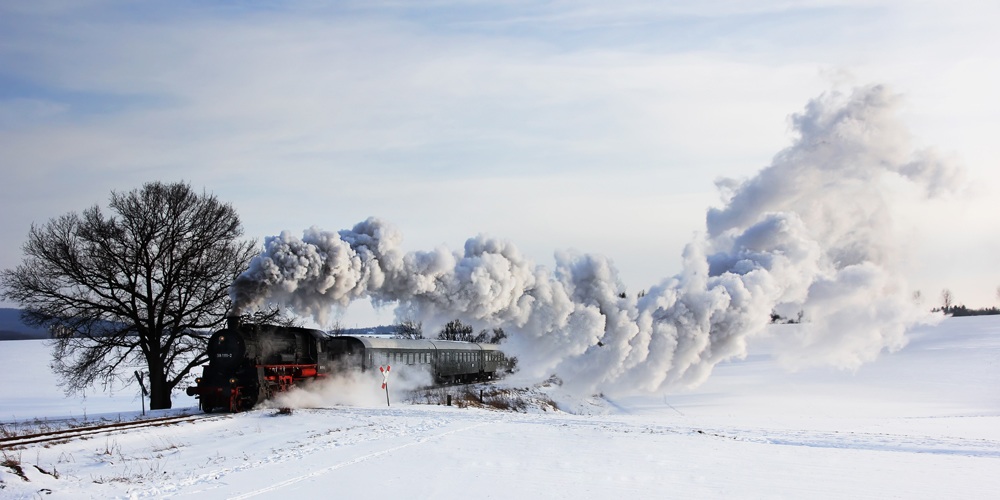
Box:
[1, 316, 998, 498]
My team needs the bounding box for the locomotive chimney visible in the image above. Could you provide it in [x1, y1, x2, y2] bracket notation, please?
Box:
[226, 315, 240, 330]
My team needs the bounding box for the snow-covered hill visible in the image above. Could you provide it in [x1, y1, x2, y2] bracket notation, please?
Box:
[0, 308, 49, 341]
[1, 316, 998, 498]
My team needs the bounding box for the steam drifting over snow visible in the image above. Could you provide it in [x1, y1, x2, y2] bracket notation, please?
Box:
[231, 85, 961, 395]
[265, 368, 435, 410]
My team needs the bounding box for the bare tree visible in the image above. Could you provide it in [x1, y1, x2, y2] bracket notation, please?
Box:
[487, 327, 507, 344]
[394, 319, 423, 340]
[437, 319, 476, 342]
[0, 182, 257, 410]
[941, 288, 954, 313]
[241, 305, 300, 329]
[327, 320, 346, 337]
[435, 319, 505, 344]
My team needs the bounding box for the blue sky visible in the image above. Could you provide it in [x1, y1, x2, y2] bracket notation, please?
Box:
[2, 0, 998, 326]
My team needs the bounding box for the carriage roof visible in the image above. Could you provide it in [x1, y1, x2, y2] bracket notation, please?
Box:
[333, 336, 492, 352]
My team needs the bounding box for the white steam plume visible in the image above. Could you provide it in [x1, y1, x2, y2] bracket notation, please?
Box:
[231, 85, 961, 395]
[263, 367, 434, 410]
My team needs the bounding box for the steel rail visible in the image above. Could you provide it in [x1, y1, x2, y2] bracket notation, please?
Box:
[0, 413, 226, 449]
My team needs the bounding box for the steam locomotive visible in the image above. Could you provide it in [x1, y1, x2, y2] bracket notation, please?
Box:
[186, 318, 507, 412]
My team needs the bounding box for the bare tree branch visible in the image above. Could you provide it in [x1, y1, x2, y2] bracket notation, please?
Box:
[1, 181, 256, 410]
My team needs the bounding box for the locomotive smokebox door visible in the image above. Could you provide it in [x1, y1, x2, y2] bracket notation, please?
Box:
[208, 331, 247, 370]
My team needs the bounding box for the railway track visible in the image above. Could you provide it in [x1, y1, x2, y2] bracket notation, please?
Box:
[0, 413, 226, 449]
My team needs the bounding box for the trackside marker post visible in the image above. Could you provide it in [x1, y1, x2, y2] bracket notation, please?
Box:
[380, 365, 391, 406]
[134, 370, 148, 416]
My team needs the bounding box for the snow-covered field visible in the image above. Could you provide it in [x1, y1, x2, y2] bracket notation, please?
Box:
[1, 316, 998, 498]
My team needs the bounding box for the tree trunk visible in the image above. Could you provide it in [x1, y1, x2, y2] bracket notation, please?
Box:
[147, 358, 173, 410]
[150, 384, 173, 410]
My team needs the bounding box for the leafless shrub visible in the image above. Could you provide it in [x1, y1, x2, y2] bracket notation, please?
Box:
[33, 464, 59, 479]
[1, 451, 27, 482]
[409, 384, 557, 412]
[91, 458, 165, 484]
[98, 438, 122, 460]
[150, 437, 182, 453]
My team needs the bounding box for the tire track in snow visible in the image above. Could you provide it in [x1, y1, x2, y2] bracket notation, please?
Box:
[227, 420, 492, 499]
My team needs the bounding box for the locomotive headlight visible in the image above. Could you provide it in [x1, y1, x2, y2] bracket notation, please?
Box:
[229, 377, 237, 385]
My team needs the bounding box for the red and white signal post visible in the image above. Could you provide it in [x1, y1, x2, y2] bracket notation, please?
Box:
[379, 365, 391, 406]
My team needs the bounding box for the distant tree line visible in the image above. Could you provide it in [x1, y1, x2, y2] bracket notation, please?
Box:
[392, 318, 506, 344]
[933, 305, 1000, 317]
[932, 288, 1000, 317]
[770, 286, 1000, 324]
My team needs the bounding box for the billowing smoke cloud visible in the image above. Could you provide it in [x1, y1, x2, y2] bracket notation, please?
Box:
[263, 367, 434, 409]
[231, 85, 961, 395]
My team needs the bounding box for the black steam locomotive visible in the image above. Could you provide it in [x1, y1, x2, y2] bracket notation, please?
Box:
[186, 318, 507, 412]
